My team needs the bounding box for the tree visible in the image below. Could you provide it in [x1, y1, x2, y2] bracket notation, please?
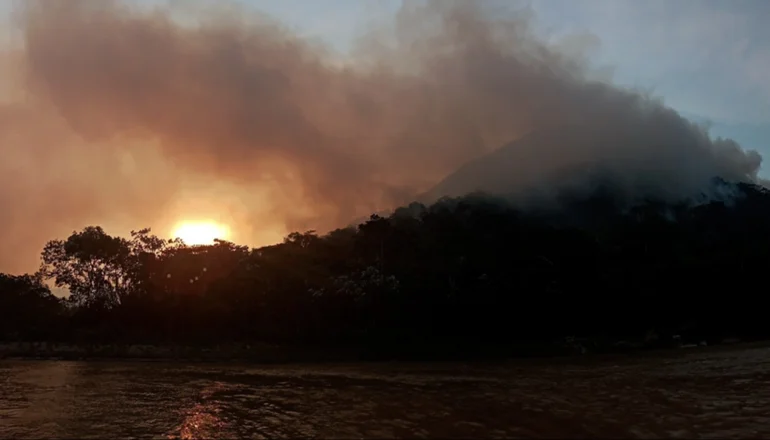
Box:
[0, 272, 62, 340]
[4, 178, 770, 354]
[39, 226, 165, 308]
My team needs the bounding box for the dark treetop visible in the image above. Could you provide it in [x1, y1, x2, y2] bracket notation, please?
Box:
[2, 178, 769, 359]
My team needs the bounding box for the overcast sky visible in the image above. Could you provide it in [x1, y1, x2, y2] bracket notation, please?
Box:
[1, 0, 767, 159]
[0, 0, 767, 277]
[236, 0, 770, 163]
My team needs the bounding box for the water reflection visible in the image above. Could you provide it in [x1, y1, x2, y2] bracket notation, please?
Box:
[171, 382, 231, 440]
[174, 403, 225, 440]
[1, 346, 770, 438]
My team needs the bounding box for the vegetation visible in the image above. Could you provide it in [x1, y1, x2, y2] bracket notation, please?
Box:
[3, 179, 770, 359]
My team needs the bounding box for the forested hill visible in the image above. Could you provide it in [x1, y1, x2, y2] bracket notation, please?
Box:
[3, 179, 770, 359]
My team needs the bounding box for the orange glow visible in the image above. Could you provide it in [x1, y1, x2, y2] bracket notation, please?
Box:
[171, 221, 230, 245]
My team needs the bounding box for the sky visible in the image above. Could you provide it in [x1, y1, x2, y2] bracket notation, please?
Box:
[12, 0, 764, 143]
[0, 0, 768, 275]
[237, 0, 770, 154]
[2, 0, 767, 141]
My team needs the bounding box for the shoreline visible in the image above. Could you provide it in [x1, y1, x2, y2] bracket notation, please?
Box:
[2, 339, 766, 364]
[0, 342, 338, 364]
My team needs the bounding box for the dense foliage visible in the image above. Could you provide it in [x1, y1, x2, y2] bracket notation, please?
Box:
[3, 180, 770, 358]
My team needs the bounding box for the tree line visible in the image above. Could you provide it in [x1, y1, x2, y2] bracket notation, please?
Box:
[3, 179, 770, 358]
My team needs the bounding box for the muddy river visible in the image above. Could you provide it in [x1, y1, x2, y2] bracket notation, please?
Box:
[2, 345, 769, 438]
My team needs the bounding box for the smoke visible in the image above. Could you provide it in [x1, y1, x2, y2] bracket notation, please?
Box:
[0, 0, 764, 273]
[427, 118, 764, 206]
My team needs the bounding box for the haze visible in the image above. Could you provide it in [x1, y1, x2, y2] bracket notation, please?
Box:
[0, 0, 767, 275]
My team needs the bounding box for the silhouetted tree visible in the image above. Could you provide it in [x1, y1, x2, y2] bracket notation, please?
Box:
[4, 179, 770, 357]
[0, 273, 62, 341]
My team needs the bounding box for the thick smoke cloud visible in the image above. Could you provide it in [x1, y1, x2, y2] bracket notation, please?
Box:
[0, 0, 764, 274]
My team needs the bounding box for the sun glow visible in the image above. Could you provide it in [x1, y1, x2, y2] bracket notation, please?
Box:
[171, 221, 230, 246]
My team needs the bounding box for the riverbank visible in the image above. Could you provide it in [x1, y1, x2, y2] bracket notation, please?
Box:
[0, 338, 762, 364]
[0, 341, 331, 363]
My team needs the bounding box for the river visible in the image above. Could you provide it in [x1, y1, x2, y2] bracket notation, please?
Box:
[2, 345, 770, 438]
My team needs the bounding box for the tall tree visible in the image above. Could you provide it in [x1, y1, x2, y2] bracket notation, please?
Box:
[0, 272, 62, 340]
[39, 226, 168, 307]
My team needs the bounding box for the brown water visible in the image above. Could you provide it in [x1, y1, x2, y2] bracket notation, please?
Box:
[2, 346, 770, 439]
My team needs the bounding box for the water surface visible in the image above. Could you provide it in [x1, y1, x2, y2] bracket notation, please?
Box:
[2, 346, 770, 438]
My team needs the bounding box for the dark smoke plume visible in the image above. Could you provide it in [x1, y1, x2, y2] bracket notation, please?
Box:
[0, 0, 763, 273]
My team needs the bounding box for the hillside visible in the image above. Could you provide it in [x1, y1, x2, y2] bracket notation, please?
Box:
[3, 178, 770, 359]
[424, 124, 762, 208]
